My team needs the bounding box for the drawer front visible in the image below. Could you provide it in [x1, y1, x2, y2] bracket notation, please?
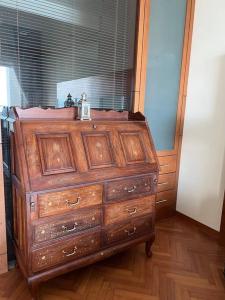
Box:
[157, 173, 176, 192]
[33, 208, 101, 243]
[104, 217, 152, 246]
[32, 231, 101, 272]
[158, 155, 177, 174]
[104, 195, 155, 225]
[38, 184, 103, 218]
[156, 190, 176, 208]
[105, 175, 156, 202]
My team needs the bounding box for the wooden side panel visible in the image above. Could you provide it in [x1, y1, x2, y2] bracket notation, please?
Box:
[0, 142, 7, 274]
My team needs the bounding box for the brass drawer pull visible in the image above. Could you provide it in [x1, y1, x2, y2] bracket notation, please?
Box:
[161, 164, 169, 167]
[124, 185, 136, 193]
[126, 207, 137, 215]
[156, 199, 168, 204]
[62, 223, 78, 233]
[124, 226, 136, 236]
[66, 197, 81, 207]
[62, 246, 77, 257]
[158, 182, 168, 186]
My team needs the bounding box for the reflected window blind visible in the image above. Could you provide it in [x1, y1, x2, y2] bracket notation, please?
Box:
[0, 0, 137, 110]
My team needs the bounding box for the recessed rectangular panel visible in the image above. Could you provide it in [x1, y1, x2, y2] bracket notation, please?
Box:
[119, 132, 148, 165]
[37, 133, 76, 175]
[82, 132, 115, 169]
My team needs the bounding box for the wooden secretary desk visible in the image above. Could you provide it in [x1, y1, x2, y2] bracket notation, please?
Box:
[10, 107, 159, 299]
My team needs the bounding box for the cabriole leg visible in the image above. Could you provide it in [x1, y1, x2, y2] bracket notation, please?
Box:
[145, 234, 155, 258]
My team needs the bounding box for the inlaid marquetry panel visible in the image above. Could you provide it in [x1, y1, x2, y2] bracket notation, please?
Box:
[82, 132, 115, 169]
[119, 131, 148, 165]
[37, 184, 103, 218]
[104, 195, 155, 225]
[105, 174, 156, 202]
[33, 208, 101, 243]
[104, 216, 152, 246]
[32, 231, 101, 272]
[36, 133, 76, 175]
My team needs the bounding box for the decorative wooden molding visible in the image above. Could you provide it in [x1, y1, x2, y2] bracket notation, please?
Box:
[90, 110, 128, 120]
[12, 107, 77, 120]
[133, 0, 150, 113]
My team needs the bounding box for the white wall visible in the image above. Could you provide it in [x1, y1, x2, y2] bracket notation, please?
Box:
[177, 0, 225, 231]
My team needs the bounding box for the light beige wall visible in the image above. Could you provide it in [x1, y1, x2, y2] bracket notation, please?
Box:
[177, 0, 225, 231]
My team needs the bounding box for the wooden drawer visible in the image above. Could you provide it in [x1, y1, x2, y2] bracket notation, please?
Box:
[105, 174, 156, 202]
[157, 173, 176, 192]
[32, 231, 101, 272]
[38, 184, 103, 218]
[104, 195, 155, 225]
[156, 190, 176, 207]
[33, 208, 101, 243]
[158, 155, 177, 174]
[104, 217, 152, 246]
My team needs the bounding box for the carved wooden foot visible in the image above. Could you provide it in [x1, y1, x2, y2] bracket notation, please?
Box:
[145, 234, 155, 258]
[28, 280, 40, 300]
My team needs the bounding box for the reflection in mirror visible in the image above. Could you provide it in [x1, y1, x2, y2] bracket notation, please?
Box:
[0, 0, 137, 110]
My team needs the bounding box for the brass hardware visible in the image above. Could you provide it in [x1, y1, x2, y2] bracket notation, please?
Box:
[153, 178, 158, 184]
[161, 164, 169, 167]
[158, 182, 168, 186]
[124, 185, 136, 193]
[156, 199, 168, 204]
[41, 256, 46, 260]
[93, 124, 97, 129]
[62, 223, 78, 232]
[126, 207, 137, 215]
[62, 246, 77, 257]
[124, 226, 136, 236]
[66, 197, 80, 207]
[30, 201, 35, 212]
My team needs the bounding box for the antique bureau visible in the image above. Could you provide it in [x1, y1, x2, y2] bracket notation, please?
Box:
[10, 107, 159, 299]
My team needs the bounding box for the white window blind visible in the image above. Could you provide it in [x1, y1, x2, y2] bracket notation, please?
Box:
[0, 0, 137, 110]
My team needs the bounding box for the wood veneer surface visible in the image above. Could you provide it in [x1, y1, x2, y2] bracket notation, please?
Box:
[0, 214, 224, 300]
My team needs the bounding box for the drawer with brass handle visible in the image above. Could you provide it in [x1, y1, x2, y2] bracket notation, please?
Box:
[156, 190, 176, 207]
[32, 231, 101, 272]
[157, 173, 176, 193]
[105, 174, 157, 202]
[33, 207, 101, 243]
[104, 195, 155, 225]
[158, 155, 177, 174]
[104, 216, 152, 246]
[37, 184, 103, 218]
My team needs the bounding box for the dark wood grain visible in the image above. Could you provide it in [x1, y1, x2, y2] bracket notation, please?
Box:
[37, 184, 103, 218]
[32, 230, 101, 272]
[33, 207, 101, 243]
[104, 216, 153, 246]
[11, 107, 159, 299]
[104, 195, 155, 225]
[105, 174, 157, 202]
